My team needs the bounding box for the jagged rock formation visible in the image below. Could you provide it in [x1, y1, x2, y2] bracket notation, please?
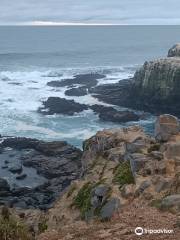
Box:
[36, 114, 180, 240]
[91, 44, 180, 116]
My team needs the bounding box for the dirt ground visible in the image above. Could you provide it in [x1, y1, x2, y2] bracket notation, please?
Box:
[38, 200, 180, 240]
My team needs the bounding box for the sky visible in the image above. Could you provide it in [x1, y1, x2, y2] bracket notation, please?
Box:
[0, 0, 180, 25]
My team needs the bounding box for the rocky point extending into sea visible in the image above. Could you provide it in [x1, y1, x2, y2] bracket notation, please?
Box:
[0, 44, 180, 239]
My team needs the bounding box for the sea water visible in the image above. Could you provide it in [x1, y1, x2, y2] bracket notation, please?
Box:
[0, 26, 180, 147]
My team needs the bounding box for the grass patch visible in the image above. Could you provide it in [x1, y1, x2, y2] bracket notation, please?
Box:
[0, 208, 33, 240]
[38, 218, 48, 234]
[72, 181, 111, 219]
[73, 182, 93, 219]
[113, 161, 134, 188]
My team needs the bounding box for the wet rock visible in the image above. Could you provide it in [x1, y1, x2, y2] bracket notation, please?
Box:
[90, 79, 132, 107]
[47, 73, 105, 88]
[90, 105, 140, 123]
[100, 198, 120, 220]
[9, 164, 22, 174]
[38, 97, 88, 115]
[65, 87, 88, 96]
[0, 178, 10, 192]
[155, 114, 179, 141]
[16, 174, 27, 180]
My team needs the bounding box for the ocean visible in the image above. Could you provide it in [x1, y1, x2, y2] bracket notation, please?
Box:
[0, 25, 180, 147]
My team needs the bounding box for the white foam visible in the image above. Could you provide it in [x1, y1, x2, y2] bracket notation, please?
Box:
[0, 65, 142, 146]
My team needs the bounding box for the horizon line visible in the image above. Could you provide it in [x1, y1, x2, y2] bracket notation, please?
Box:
[0, 21, 180, 26]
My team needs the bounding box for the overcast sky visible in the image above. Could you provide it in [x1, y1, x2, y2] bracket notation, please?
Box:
[1, 0, 180, 25]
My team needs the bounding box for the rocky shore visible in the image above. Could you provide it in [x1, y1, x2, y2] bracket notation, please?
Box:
[90, 44, 180, 116]
[1, 45, 180, 239]
[0, 137, 82, 210]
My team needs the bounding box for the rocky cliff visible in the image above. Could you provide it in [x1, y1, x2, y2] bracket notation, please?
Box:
[36, 114, 180, 239]
[132, 54, 180, 114]
[91, 44, 180, 116]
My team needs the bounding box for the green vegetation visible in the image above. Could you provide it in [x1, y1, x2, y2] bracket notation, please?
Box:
[72, 181, 111, 219]
[113, 161, 134, 188]
[38, 218, 48, 234]
[0, 208, 32, 240]
[73, 182, 93, 218]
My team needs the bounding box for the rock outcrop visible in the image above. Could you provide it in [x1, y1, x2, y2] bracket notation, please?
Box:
[41, 114, 179, 237]
[91, 44, 180, 116]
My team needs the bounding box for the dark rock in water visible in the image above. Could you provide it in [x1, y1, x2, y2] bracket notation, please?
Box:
[0, 136, 82, 209]
[89, 45, 180, 116]
[0, 178, 10, 192]
[65, 87, 88, 96]
[38, 97, 88, 115]
[90, 104, 140, 123]
[47, 73, 105, 88]
[16, 174, 27, 180]
[90, 79, 133, 107]
[9, 164, 22, 174]
[2, 137, 39, 150]
[8, 82, 23, 86]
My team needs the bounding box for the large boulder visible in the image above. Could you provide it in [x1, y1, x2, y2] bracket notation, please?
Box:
[168, 43, 180, 57]
[155, 114, 179, 141]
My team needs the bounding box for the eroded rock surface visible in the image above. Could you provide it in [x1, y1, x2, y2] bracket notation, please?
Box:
[0, 137, 82, 209]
